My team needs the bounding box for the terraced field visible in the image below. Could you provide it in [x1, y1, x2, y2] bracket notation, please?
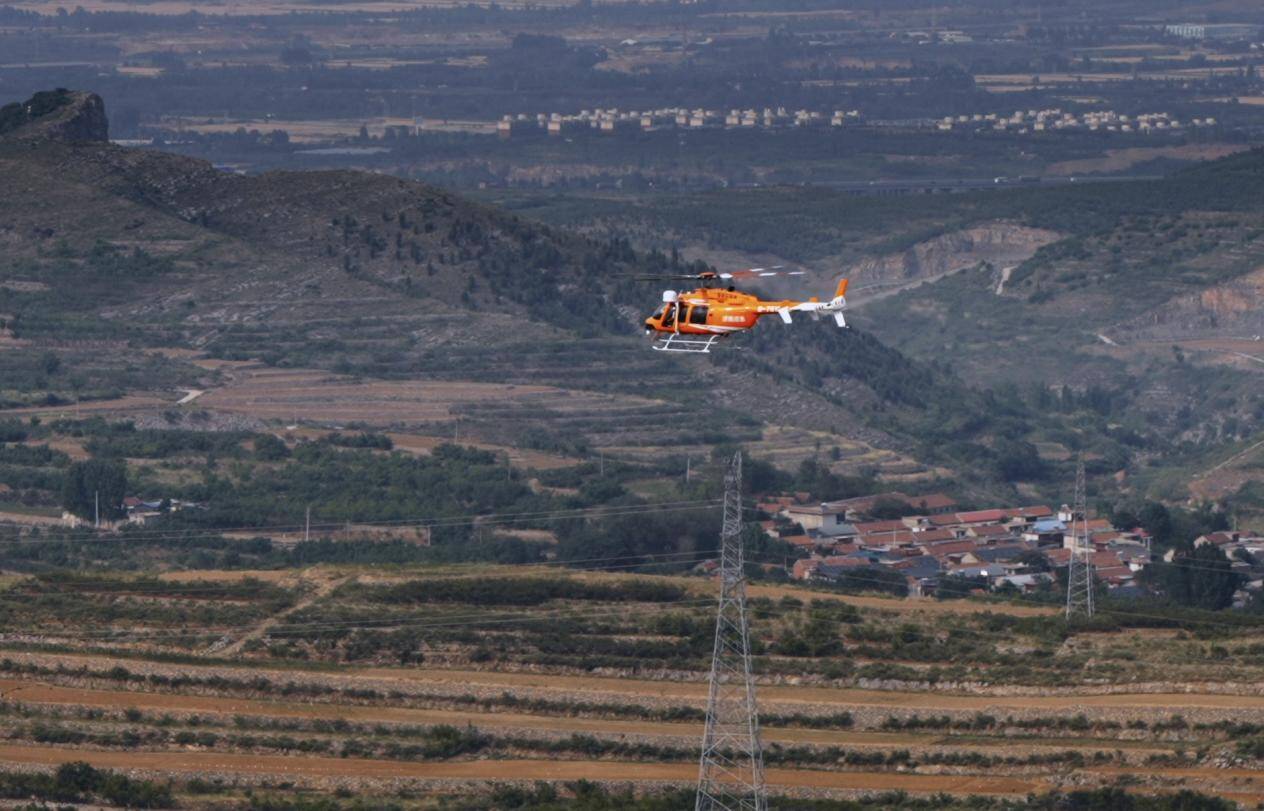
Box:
[0, 567, 1260, 805]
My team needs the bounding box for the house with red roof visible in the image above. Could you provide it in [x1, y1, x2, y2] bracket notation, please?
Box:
[1045, 547, 1073, 567]
[780, 534, 816, 551]
[969, 524, 1015, 542]
[1195, 531, 1240, 548]
[1005, 505, 1054, 520]
[916, 494, 958, 514]
[1095, 565, 1135, 587]
[854, 519, 909, 535]
[954, 509, 1007, 525]
[924, 540, 981, 562]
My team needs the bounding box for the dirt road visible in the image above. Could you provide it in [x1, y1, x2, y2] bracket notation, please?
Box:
[211, 573, 351, 656]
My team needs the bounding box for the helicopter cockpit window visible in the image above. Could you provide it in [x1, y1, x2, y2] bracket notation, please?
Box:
[689, 305, 709, 325]
[651, 304, 667, 319]
[662, 303, 677, 327]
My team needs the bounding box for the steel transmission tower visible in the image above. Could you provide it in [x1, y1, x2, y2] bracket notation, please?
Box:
[1065, 457, 1095, 619]
[696, 452, 767, 811]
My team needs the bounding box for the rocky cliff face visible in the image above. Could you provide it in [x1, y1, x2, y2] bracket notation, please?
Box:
[848, 223, 1060, 296]
[1123, 266, 1264, 339]
[0, 89, 108, 143]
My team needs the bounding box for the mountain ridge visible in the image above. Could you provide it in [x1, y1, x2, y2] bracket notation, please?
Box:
[0, 89, 1209, 503]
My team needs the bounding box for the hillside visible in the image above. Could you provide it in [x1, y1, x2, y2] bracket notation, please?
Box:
[489, 149, 1264, 513]
[4, 89, 1250, 511]
[0, 89, 1027, 500]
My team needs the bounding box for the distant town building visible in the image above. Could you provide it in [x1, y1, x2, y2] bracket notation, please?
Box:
[500, 104, 1211, 141]
[1166, 23, 1261, 40]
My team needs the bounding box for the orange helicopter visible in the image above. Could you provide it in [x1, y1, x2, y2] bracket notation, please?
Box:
[640, 267, 849, 353]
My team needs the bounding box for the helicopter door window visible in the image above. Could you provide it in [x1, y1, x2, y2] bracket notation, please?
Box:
[689, 305, 709, 325]
[662, 303, 677, 328]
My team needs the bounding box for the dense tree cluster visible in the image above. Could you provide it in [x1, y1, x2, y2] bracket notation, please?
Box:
[60, 458, 127, 521]
[1140, 542, 1242, 611]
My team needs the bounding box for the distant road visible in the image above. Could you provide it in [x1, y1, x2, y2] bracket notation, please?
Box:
[736, 174, 1162, 195]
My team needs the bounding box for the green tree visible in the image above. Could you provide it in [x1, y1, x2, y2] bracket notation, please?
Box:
[61, 459, 127, 521]
[993, 438, 1048, 482]
[869, 495, 918, 520]
[1138, 502, 1175, 546]
[1145, 542, 1241, 611]
[253, 433, 290, 461]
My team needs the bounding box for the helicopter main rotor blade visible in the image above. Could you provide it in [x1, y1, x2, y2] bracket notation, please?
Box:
[719, 266, 804, 280]
[631, 266, 807, 282]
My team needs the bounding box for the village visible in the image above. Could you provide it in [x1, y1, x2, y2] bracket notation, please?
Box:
[759, 491, 1264, 601]
[492, 105, 1222, 139]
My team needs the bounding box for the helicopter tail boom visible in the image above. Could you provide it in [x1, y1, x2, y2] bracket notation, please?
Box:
[776, 278, 849, 328]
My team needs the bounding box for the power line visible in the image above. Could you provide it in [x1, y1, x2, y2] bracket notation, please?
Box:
[0, 499, 723, 547]
[6, 497, 723, 539]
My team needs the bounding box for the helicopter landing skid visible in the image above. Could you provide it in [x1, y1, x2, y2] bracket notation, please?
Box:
[651, 333, 722, 353]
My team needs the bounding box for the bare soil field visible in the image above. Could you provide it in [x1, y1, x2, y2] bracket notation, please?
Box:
[0, 675, 1165, 753]
[351, 668, 1264, 712]
[387, 432, 574, 470]
[38, 437, 90, 461]
[742, 584, 1057, 617]
[0, 744, 1050, 796]
[14, 649, 1264, 714]
[0, 511, 64, 527]
[274, 426, 574, 470]
[158, 569, 298, 584]
[745, 426, 931, 480]
[197, 365, 660, 430]
[0, 395, 170, 419]
[1189, 436, 1264, 506]
[603, 424, 931, 481]
[359, 565, 1056, 617]
[153, 563, 1056, 616]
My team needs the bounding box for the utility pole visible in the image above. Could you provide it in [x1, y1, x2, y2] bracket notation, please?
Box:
[1066, 457, 1095, 620]
[696, 452, 766, 811]
[93, 490, 99, 530]
[686, 454, 692, 484]
[304, 505, 311, 543]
